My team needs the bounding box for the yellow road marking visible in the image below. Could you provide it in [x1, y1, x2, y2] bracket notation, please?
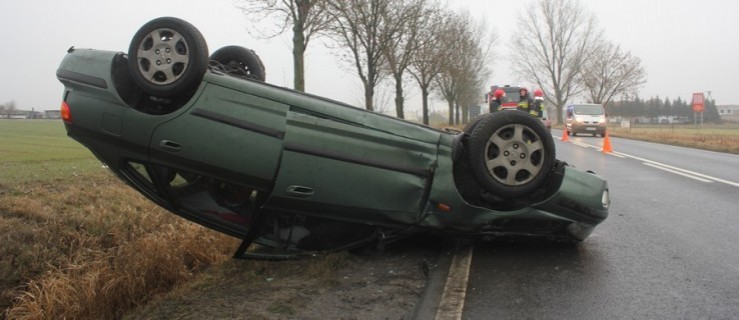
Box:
[435, 244, 474, 320]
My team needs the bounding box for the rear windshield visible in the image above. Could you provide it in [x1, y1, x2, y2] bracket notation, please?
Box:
[573, 104, 604, 115]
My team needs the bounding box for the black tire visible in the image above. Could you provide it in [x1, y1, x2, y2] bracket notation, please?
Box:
[467, 110, 555, 198]
[210, 45, 266, 82]
[128, 17, 208, 97]
[463, 114, 488, 133]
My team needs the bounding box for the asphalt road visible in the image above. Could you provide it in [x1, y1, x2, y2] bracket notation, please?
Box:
[461, 130, 739, 320]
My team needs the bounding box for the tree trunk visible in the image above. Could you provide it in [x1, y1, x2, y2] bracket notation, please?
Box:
[394, 74, 404, 119]
[292, 26, 306, 92]
[555, 94, 565, 125]
[421, 86, 430, 125]
[454, 103, 460, 125]
[447, 100, 454, 125]
[364, 82, 375, 111]
[556, 103, 564, 125]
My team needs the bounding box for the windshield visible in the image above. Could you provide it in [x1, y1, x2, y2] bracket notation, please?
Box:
[574, 104, 605, 115]
[500, 87, 529, 103]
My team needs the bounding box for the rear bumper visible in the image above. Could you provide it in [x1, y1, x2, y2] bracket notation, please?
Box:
[569, 123, 606, 135]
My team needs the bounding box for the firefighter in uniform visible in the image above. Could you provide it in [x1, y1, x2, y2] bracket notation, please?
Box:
[490, 89, 505, 113]
[517, 87, 533, 113]
[531, 89, 545, 118]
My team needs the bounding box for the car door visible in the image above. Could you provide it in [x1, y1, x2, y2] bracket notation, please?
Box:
[264, 108, 440, 227]
[149, 82, 289, 192]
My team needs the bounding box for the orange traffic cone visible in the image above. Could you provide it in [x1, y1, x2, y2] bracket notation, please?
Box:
[561, 126, 569, 142]
[601, 130, 613, 153]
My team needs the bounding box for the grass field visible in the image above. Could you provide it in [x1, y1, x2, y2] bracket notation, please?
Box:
[0, 120, 102, 183]
[608, 123, 739, 155]
[0, 120, 239, 319]
[0, 120, 353, 319]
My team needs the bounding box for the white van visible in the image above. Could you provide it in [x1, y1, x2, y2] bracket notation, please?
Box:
[565, 103, 606, 137]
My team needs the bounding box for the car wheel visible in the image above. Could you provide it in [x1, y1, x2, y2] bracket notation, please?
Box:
[127, 17, 208, 97]
[467, 111, 555, 198]
[210, 45, 266, 82]
[462, 113, 492, 134]
[463, 114, 489, 134]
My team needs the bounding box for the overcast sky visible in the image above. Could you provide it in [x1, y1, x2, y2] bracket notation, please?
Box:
[1, 0, 738, 116]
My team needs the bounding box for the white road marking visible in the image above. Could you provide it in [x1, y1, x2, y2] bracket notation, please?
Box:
[605, 152, 626, 158]
[643, 162, 713, 183]
[616, 151, 739, 187]
[435, 245, 474, 320]
[571, 141, 592, 148]
[556, 136, 739, 187]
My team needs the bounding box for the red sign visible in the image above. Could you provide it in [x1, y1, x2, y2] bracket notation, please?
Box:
[692, 92, 704, 113]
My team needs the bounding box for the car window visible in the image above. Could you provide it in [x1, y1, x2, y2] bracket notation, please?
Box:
[166, 170, 256, 227]
[574, 105, 605, 115]
[121, 160, 261, 234]
[503, 88, 520, 103]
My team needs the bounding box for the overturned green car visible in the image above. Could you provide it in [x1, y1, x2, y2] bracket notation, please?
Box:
[57, 17, 608, 258]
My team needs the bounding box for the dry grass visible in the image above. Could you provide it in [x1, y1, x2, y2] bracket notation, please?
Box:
[1, 171, 239, 319]
[1, 120, 352, 319]
[608, 124, 739, 154]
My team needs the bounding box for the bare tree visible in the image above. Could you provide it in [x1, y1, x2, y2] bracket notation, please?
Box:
[382, 0, 431, 119]
[323, 0, 405, 111]
[510, 0, 601, 124]
[435, 20, 464, 125]
[435, 11, 495, 125]
[459, 17, 496, 124]
[408, 8, 452, 125]
[456, 71, 487, 124]
[236, 0, 331, 92]
[2, 100, 17, 119]
[580, 40, 647, 107]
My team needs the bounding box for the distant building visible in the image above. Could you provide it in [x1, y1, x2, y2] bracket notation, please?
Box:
[46, 110, 62, 119]
[1, 109, 54, 119]
[717, 105, 739, 122]
[26, 110, 43, 119]
[3, 110, 27, 119]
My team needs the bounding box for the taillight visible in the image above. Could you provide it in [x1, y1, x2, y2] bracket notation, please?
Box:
[61, 101, 71, 122]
